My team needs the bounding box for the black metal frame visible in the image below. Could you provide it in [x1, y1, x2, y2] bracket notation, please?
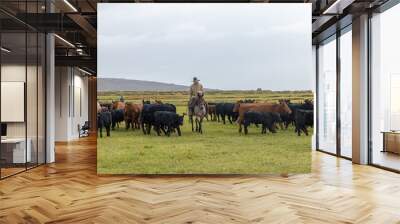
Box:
[315, 0, 400, 172]
[336, 27, 341, 157]
[0, 0, 48, 180]
[315, 22, 353, 162]
[367, 1, 400, 172]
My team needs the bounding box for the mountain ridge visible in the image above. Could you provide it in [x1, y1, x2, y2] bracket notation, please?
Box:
[98, 78, 218, 92]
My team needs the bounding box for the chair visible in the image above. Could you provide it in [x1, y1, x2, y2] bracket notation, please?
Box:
[79, 121, 90, 138]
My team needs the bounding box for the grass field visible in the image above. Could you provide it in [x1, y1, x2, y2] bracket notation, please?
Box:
[97, 90, 313, 174]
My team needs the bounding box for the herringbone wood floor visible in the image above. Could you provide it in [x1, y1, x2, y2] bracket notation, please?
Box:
[1, 137, 400, 224]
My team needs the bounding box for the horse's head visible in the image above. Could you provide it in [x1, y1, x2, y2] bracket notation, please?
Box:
[197, 91, 204, 98]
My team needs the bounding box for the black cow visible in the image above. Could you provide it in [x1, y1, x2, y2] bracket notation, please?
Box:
[295, 109, 313, 136]
[281, 100, 314, 129]
[215, 103, 237, 124]
[243, 111, 282, 135]
[153, 111, 185, 136]
[98, 111, 112, 138]
[140, 103, 177, 135]
[111, 109, 125, 130]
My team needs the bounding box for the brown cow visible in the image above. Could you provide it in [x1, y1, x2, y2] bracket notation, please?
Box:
[234, 101, 292, 133]
[112, 101, 126, 110]
[125, 103, 142, 130]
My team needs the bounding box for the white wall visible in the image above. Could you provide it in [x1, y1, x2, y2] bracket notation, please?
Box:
[55, 67, 89, 141]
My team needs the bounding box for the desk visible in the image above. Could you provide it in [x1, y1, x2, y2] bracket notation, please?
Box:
[1, 138, 31, 164]
[382, 131, 400, 154]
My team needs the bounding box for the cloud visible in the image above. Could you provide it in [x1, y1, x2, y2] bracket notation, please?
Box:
[98, 3, 313, 91]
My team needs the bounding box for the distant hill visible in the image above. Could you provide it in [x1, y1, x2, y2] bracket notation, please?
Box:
[98, 78, 217, 92]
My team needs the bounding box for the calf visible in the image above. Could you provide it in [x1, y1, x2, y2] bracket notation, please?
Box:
[294, 109, 313, 136]
[215, 103, 224, 122]
[282, 100, 314, 129]
[111, 109, 125, 130]
[243, 111, 282, 134]
[215, 103, 237, 124]
[140, 103, 177, 135]
[98, 111, 112, 138]
[234, 102, 291, 133]
[125, 103, 142, 130]
[207, 104, 217, 121]
[153, 111, 185, 136]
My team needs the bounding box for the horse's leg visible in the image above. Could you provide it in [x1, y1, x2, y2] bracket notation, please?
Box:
[199, 117, 203, 134]
[190, 115, 194, 132]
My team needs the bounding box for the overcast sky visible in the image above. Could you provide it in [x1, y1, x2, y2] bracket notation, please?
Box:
[98, 3, 312, 91]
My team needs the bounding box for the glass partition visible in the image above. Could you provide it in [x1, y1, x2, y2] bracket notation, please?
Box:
[317, 35, 337, 154]
[1, 31, 28, 177]
[38, 32, 46, 165]
[370, 3, 400, 171]
[27, 30, 38, 169]
[339, 28, 352, 158]
[0, 2, 46, 179]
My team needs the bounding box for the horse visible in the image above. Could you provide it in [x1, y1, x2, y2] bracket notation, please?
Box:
[189, 92, 207, 134]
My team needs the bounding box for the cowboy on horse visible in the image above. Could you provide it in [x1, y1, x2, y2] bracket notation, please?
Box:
[188, 77, 207, 133]
[188, 76, 204, 114]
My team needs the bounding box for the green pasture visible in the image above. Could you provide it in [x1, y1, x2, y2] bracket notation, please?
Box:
[97, 91, 313, 174]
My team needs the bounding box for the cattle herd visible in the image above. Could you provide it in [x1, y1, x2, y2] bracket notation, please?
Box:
[97, 98, 314, 138]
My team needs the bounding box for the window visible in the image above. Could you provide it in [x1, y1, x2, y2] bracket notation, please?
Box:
[318, 36, 337, 154]
[370, 3, 400, 171]
[340, 28, 352, 158]
[0, 2, 46, 179]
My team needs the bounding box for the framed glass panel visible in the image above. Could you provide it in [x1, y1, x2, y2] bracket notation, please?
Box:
[1, 31, 28, 177]
[370, 4, 400, 171]
[27, 30, 38, 169]
[38, 33, 46, 165]
[339, 28, 352, 158]
[0, 1, 47, 179]
[317, 35, 337, 154]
